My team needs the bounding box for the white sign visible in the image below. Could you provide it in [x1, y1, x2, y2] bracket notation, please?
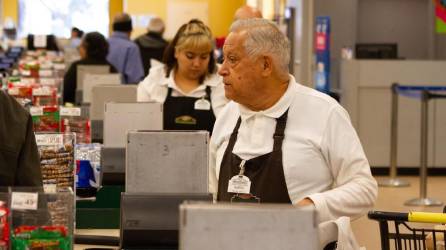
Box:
[39, 70, 53, 77]
[53, 64, 66, 70]
[11, 192, 38, 210]
[32, 87, 52, 96]
[30, 107, 44, 116]
[8, 88, 19, 96]
[60, 107, 81, 116]
[34, 35, 47, 48]
[35, 134, 64, 146]
[39, 78, 56, 86]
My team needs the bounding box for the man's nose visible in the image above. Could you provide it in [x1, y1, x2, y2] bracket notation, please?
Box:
[218, 61, 228, 76]
[218, 65, 227, 76]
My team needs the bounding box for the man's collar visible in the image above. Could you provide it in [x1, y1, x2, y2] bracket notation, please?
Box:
[239, 75, 296, 120]
[111, 31, 130, 40]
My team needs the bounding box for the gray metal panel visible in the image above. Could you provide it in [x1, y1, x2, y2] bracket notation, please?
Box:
[120, 193, 212, 231]
[101, 147, 126, 173]
[103, 102, 163, 148]
[82, 73, 121, 104]
[91, 119, 103, 143]
[76, 65, 109, 90]
[180, 203, 319, 250]
[126, 131, 209, 193]
[90, 85, 137, 120]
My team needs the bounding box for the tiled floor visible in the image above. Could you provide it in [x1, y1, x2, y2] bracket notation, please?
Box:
[353, 176, 446, 249]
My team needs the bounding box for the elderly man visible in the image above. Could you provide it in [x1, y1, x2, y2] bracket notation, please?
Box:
[0, 90, 42, 186]
[107, 13, 144, 84]
[209, 18, 377, 248]
[134, 17, 168, 75]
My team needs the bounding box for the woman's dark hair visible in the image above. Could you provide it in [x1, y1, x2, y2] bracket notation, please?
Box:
[72, 27, 84, 38]
[162, 19, 216, 84]
[82, 32, 109, 60]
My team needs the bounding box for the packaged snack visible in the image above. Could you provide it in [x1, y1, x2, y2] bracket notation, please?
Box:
[60, 107, 91, 144]
[74, 144, 101, 198]
[0, 201, 9, 250]
[31, 106, 60, 132]
[32, 86, 57, 106]
[35, 133, 75, 192]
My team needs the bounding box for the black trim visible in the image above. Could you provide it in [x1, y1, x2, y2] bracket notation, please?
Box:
[372, 167, 446, 176]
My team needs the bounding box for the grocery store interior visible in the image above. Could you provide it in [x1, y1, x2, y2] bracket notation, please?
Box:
[1, 0, 446, 249]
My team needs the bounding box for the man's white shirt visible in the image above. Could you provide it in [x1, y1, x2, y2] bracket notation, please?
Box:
[209, 75, 378, 224]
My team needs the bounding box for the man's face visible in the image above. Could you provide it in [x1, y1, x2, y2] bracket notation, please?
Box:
[218, 31, 263, 106]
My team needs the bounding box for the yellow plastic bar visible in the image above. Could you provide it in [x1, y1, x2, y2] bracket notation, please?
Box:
[409, 212, 446, 223]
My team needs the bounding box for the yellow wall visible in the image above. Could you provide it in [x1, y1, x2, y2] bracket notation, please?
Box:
[2, 0, 244, 38]
[110, 0, 124, 35]
[125, 0, 245, 38]
[2, 0, 18, 25]
[209, 0, 245, 37]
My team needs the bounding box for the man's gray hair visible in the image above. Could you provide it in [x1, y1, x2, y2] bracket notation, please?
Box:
[230, 18, 290, 72]
[147, 17, 165, 34]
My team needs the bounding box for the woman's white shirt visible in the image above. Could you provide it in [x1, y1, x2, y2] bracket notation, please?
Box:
[137, 65, 228, 117]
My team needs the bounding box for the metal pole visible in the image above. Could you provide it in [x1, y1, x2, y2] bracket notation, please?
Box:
[405, 91, 442, 206]
[379, 83, 410, 187]
[420, 90, 429, 199]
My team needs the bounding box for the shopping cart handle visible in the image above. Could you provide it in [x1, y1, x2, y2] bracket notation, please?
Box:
[369, 210, 446, 223]
[368, 211, 408, 222]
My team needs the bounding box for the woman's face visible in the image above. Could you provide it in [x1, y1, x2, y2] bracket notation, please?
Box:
[174, 48, 210, 81]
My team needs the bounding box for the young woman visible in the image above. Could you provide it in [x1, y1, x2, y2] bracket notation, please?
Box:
[137, 19, 227, 133]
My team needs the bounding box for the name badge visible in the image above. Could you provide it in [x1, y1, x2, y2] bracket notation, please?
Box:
[228, 175, 251, 194]
[194, 99, 211, 110]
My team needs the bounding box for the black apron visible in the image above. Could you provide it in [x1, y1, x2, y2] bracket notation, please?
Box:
[217, 110, 291, 203]
[163, 86, 216, 133]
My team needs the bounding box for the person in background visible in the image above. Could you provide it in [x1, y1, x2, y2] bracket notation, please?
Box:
[134, 16, 168, 76]
[137, 19, 228, 133]
[63, 32, 117, 104]
[209, 18, 377, 249]
[70, 27, 84, 48]
[107, 13, 144, 84]
[234, 5, 263, 20]
[216, 5, 263, 63]
[0, 90, 42, 186]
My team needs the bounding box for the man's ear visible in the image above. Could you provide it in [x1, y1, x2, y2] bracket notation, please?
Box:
[261, 55, 273, 76]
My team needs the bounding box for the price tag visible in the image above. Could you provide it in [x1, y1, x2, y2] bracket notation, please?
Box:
[39, 70, 52, 77]
[32, 87, 52, 96]
[43, 184, 57, 193]
[21, 70, 31, 76]
[30, 107, 44, 116]
[8, 88, 19, 96]
[21, 78, 36, 85]
[60, 107, 81, 116]
[53, 64, 65, 70]
[11, 192, 38, 210]
[35, 134, 63, 146]
[39, 78, 56, 86]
